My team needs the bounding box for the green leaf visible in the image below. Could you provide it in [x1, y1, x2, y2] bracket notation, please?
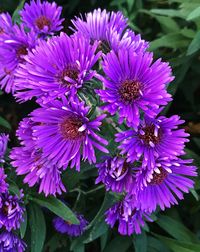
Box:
[133, 232, 147, 252]
[20, 210, 27, 239]
[84, 217, 108, 243]
[148, 237, 170, 252]
[8, 182, 20, 197]
[187, 6, 200, 20]
[0, 116, 11, 130]
[12, 0, 25, 24]
[150, 9, 184, 18]
[157, 215, 199, 243]
[30, 195, 79, 224]
[187, 31, 200, 55]
[155, 234, 200, 252]
[150, 33, 189, 51]
[29, 203, 46, 252]
[104, 236, 132, 252]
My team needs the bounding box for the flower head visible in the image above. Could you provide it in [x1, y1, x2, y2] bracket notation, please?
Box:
[0, 24, 37, 93]
[0, 191, 25, 231]
[0, 134, 9, 162]
[105, 195, 152, 235]
[0, 231, 26, 252]
[116, 115, 189, 169]
[0, 168, 8, 193]
[15, 32, 101, 102]
[53, 213, 88, 237]
[10, 117, 66, 196]
[97, 49, 173, 128]
[10, 146, 66, 197]
[96, 156, 134, 193]
[29, 97, 108, 171]
[20, 0, 64, 36]
[134, 158, 197, 212]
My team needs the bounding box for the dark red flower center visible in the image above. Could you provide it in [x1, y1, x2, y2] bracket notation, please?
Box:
[119, 80, 141, 103]
[35, 16, 51, 30]
[0, 27, 4, 34]
[149, 168, 168, 185]
[16, 46, 28, 60]
[60, 114, 85, 140]
[60, 65, 79, 87]
[139, 124, 161, 145]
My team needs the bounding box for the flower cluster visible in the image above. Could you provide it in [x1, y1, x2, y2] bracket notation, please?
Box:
[0, 135, 26, 251]
[0, 0, 197, 241]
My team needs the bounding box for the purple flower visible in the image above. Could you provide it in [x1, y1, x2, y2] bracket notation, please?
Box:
[0, 168, 8, 193]
[0, 24, 37, 93]
[105, 195, 152, 235]
[96, 156, 134, 193]
[0, 231, 26, 252]
[15, 32, 101, 103]
[134, 158, 197, 212]
[0, 134, 9, 162]
[97, 49, 173, 128]
[0, 13, 13, 38]
[71, 9, 127, 47]
[29, 97, 108, 171]
[10, 117, 66, 196]
[116, 115, 189, 169]
[53, 213, 88, 237]
[20, 0, 64, 36]
[0, 191, 25, 231]
[10, 146, 66, 197]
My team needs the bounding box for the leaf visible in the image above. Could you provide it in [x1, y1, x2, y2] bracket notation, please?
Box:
[29, 203, 46, 252]
[104, 236, 132, 252]
[155, 234, 200, 252]
[148, 237, 170, 252]
[187, 31, 200, 55]
[150, 33, 189, 51]
[12, 0, 25, 23]
[20, 210, 27, 239]
[187, 6, 200, 20]
[0, 116, 11, 130]
[156, 215, 199, 243]
[150, 9, 184, 18]
[30, 195, 79, 224]
[133, 231, 147, 252]
[84, 217, 108, 243]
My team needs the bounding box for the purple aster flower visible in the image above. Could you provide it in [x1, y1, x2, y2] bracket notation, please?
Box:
[10, 146, 66, 196]
[0, 168, 8, 193]
[97, 49, 173, 128]
[0, 134, 9, 162]
[96, 156, 134, 193]
[0, 13, 13, 38]
[15, 32, 101, 103]
[0, 24, 37, 93]
[20, 0, 64, 36]
[105, 195, 152, 235]
[134, 158, 197, 212]
[116, 115, 189, 169]
[53, 213, 88, 237]
[29, 97, 108, 171]
[0, 231, 26, 252]
[0, 191, 24, 231]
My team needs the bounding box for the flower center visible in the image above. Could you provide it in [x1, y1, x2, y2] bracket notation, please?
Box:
[119, 80, 141, 103]
[35, 16, 51, 30]
[0, 27, 4, 34]
[16, 46, 28, 60]
[2, 205, 8, 215]
[139, 124, 161, 145]
[149, 168, 168, 185]
[59, 65, 79, 87]
[60, 114, 85, 140]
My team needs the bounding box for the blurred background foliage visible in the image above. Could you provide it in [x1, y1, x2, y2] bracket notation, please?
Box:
[1, 0, 200, 251]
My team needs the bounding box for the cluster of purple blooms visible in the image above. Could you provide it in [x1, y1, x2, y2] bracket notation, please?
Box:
[0, 0, 197, 242]
[0, 134, 26, 251]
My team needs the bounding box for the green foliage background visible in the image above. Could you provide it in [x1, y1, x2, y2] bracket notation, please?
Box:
[1, 0, 200, 251]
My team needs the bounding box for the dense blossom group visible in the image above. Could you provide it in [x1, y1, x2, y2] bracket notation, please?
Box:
[0, 0, 197, 249]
